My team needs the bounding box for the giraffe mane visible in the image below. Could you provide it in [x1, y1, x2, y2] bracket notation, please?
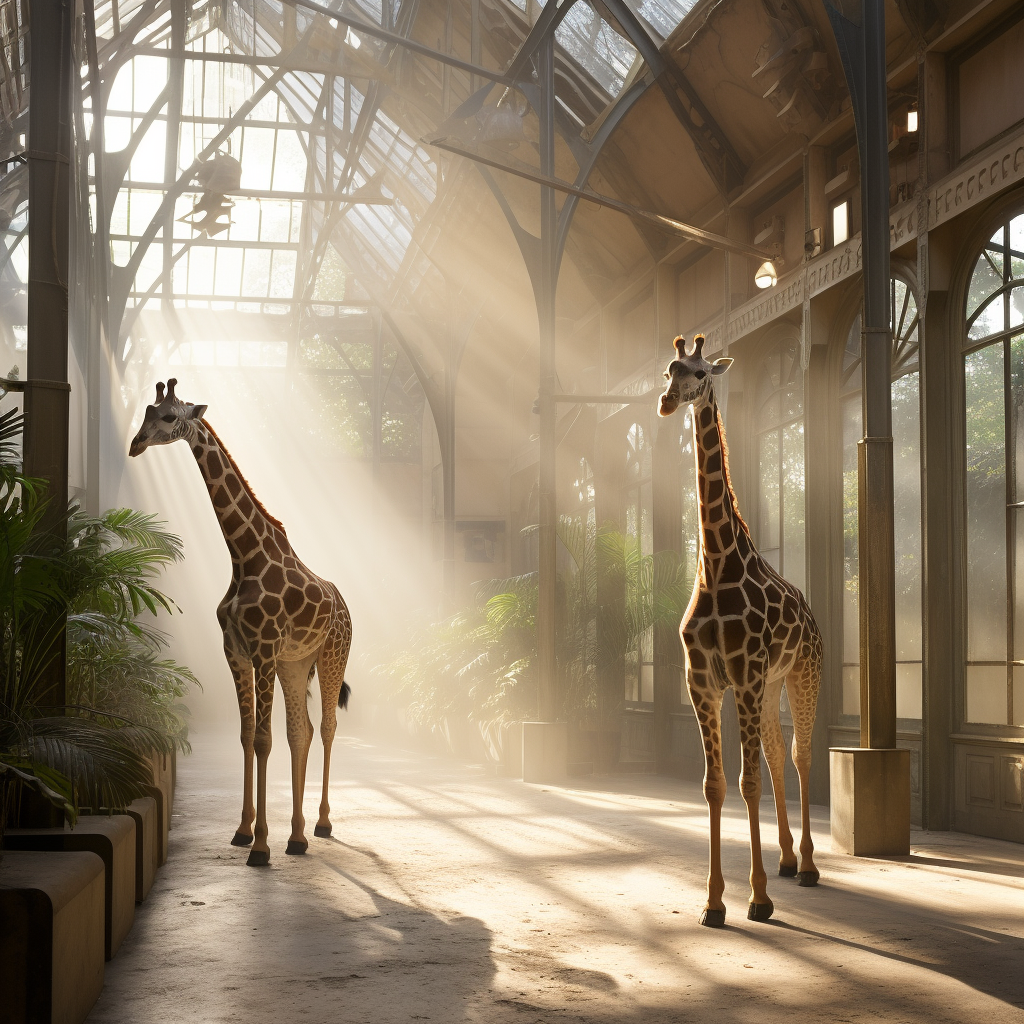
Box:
[200, 419, 288, 537]
[714, 403, 749, 536]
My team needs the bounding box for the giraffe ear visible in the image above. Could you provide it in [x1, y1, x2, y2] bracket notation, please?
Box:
[711, 357, 733, 375]
[189, 404, 208, 419]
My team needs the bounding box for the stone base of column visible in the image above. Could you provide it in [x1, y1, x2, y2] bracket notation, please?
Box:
[522, 722, 568, 784]
[829, 747, 911, 856]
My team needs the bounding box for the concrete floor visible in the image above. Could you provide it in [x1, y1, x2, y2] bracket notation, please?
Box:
[89, 731, 1024, 1024]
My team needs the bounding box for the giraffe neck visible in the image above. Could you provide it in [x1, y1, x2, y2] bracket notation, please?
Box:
[691, 393, 749, 578]
[189, 421, 290, 565]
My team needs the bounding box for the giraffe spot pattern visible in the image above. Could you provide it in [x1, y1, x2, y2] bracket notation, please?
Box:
[670, 381, 822, 915]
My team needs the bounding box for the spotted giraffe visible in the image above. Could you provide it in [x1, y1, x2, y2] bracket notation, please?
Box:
[129, 379, 353, 867]
[657, 335, 822, 926]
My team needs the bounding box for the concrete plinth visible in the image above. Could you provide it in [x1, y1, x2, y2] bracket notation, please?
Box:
[4, 815, 137, 960]
[522, 722, 568, 784]
[144, 782, 169, 867]
[125, 798, 157, 902]
[829, 747, 911, 856]
[0, 850, 105, 1024]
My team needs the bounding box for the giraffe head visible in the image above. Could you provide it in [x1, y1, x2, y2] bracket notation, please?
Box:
[657, 334, 733, 418]
[128, 378, 208, 457]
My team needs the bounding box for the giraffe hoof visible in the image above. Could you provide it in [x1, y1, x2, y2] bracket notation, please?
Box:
[699, 908, 726, 928]
[246, 849, 270, 867]
[231, 831, 254, 847]
[797, 870, 820, 887]
[285, 840, 308, 856]
[778, 862, 798, 877]
[747, 900, 774, 922]
[313, 825, 332, 838]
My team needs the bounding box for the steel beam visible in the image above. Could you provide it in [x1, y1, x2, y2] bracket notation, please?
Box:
[425, 140, 774, 262]
[24, 0, 73, 705]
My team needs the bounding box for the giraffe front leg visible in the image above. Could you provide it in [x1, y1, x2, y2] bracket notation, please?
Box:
[736, 682, 773, 922]
[690, 672, 727, 927]
[247, 653, 276, 868]
[225, 644, 256, 847]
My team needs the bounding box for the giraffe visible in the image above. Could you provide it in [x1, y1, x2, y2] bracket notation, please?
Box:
[657, 334, 822, 927]
[129, 378, 353, 867]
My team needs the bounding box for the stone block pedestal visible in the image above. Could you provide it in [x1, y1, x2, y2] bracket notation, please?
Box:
[829, 747, 911, 856]
[4, 814, 137, 959]
[522, 722, 568, 784]
[0, 850, 105, 1024]
[125, 798, 157, 902]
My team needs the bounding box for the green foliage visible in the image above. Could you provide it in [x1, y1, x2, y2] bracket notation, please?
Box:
[371, 516, 691, 732]
[0, 408, 197, 839]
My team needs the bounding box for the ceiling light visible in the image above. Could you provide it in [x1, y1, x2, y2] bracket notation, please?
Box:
[755, 261, 777, 289]
[907, 105, 918, 133]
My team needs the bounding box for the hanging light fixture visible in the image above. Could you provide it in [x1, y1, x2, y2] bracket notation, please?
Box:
[755, 261, 778, 289]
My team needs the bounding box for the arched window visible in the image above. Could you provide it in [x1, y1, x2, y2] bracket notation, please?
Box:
[754, 335, 805, 589]
[963, 213, 1024, 727]
[624, 419, 653, 703]
[841, 276, 922, 719]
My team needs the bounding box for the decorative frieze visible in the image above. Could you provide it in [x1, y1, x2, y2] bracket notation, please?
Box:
[929, 130, 1024, 229]
[696, 126, 1024, 351]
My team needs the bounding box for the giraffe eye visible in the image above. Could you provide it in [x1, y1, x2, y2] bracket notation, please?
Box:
[161, 414, 176, 423]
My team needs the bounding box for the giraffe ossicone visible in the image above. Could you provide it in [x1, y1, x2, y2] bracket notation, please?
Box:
[130, 379, 353, 867]
[659, 334, 822, 926]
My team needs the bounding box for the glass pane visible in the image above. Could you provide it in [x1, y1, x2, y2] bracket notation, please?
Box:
[782, 421, 805, 591]
[842, 396, 861, 666]
[893, 371, 922, 667]
[964, 343, 1007, 662]
[967, 250, 1004, 319]
[842, 665, 860, 716]
[896, 662, 923, 719]
[759, 427, 781, 554]
[1011, 214, 1024, 279]
[966, 665, 1008, 725]
[640, 663, 654, 703]
[1014, 666, 1024, 727]
[969, 295, 1006, 341]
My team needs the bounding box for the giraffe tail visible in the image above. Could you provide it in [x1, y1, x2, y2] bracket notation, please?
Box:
[338, 681, 351, 710]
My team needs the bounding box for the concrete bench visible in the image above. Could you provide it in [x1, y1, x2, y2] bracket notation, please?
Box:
[0, 850, 105, 1024]
[4, 814, 136, 960]
[144, 782, 169, 867]
[124, 797, 157, 901]
[82, 798, 158, 903]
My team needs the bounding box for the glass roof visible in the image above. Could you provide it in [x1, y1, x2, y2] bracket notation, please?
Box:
[0, 0, 706, 387]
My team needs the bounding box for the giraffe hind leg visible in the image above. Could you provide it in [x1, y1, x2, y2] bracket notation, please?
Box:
[788, 650, 822, 886]
[316, 622, 351, 837]
[762, 677, 797, 876]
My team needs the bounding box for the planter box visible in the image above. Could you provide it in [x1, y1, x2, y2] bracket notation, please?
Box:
[124, 798, 157, 902]
[150, 752, 174, 826]
[144, 782, 169, 867]
[3, 815, 136, 960]
[0, 850, 105, 1024]
[79, 798, 159, 904]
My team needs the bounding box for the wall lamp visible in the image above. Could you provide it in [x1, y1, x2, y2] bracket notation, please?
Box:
[755, 261, 778, 289]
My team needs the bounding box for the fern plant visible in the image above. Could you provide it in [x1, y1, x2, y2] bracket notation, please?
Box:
[0, 407, 198, 842]
[371, 515, 691, 736]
